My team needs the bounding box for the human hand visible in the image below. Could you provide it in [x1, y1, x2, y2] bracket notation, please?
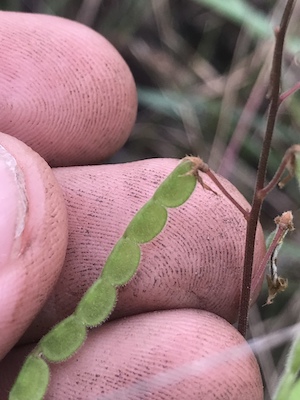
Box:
[0, 12, 265, 399]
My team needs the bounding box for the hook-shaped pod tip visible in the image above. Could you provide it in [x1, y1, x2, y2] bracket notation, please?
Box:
[153, 159, 197, 207]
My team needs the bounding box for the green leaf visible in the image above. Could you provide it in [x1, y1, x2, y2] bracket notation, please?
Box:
[39, 315, 86, 362]
[9, 355, 49, 400]
[286, 336, 300, 375]
[273, 372, 295, 400]
[289, 379, 300, 400]
[274, 335, 300, 399]
[191, 0, 272, 39]
[191, 0, 300, 53]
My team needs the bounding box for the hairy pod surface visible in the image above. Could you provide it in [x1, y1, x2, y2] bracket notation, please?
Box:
[8, 159, 199, 398]
[8, 355, 49, 400]
[39, 315, 87, 362]
[36, 158, 265, 333]
[75, 278, 117, 327]
[36, 310, 263, 399]
[124, 199, 168, 244]
[101, 238, 141, 285]
[153, 160, 197, 207]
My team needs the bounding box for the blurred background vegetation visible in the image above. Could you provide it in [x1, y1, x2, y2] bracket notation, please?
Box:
[2, 0, 300, 398]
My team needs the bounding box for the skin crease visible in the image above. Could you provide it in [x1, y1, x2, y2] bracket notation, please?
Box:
[0, 11, 264, 400]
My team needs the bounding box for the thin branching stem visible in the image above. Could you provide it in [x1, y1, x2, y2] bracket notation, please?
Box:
[205, 169, 250, 220]
[259, 144, 300, 197]
[279, 81, 300, 104]
[237, 0, 295, 337]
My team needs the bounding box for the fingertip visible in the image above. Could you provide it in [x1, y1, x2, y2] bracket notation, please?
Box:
[0, 310, 263, 399]
[0, 132, 68, 359]
[0, 11, 137, 166]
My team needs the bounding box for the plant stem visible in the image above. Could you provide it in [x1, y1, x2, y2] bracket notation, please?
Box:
[279, 81, 300, 105]
[237, 0, 295, 337]
[184, 156, 249, 219]
[205, 169, 250, 220]
[259, 144, 300, 197]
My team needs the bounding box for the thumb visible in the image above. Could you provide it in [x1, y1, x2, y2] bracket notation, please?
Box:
[0, 132, 68, 359]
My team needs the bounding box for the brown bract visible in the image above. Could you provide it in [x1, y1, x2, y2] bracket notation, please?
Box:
[21, 158, 266, 342]
[0, 11, 137, 167]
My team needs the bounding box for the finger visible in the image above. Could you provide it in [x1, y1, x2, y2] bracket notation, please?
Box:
[0, 11, 137, 167]
[20, 158, 265, 343]
[0, 310, 263, 399]
[0, 133, 68, 359]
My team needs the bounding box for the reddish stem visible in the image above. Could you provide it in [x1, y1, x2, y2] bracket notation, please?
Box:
[279, 81, 300, 105]
[206, 169, 250, 220]
[237, 0, 295, 337]
[258, 144, 300, 198]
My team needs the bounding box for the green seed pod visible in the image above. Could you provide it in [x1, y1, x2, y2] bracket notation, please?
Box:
[75, 278, 117, 327]
[153, 160, 197, 207]
[124, 199, 168, 244]
[39, 315, 87, 362]
[9, 355, 49, 400]
[101, 237, 141, 285]
[9, 157, 201, 399]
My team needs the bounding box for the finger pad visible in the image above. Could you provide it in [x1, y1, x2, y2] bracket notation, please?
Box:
[0, 12, 137, 166]
[0, 310, 263, 399]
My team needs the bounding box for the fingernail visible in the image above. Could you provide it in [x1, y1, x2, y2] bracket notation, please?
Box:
[0, 145, 28, 268]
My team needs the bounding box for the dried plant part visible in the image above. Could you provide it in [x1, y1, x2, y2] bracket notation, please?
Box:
[278, 144, 300, 189]
[182, 156, 250, 219]
[181, 156, 218, 194]
[264, 275, 288, 306]
[263, 211, 294, 306]
[259, 144, 300, 199]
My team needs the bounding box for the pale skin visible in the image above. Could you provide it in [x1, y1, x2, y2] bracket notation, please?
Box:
[0, 12, 265, 399]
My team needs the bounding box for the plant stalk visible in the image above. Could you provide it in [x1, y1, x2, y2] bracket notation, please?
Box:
[237, 0, 295, 337]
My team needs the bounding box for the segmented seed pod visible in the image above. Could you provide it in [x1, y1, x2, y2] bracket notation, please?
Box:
[9, 355, 49, 400]
[9, 158, 199, 399]
[39, 315, 87, 362]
